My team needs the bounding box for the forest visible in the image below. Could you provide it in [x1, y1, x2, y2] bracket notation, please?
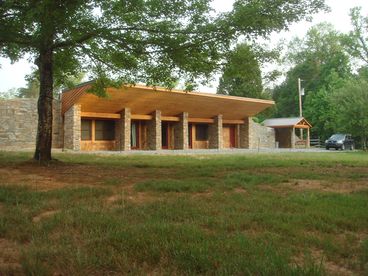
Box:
[218, 7, 368, 148]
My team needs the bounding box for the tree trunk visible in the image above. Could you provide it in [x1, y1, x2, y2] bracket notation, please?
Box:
[33, 49, 53, 162]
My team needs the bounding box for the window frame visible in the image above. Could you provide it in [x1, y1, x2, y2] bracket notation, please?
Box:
[81, 119, 92, 141]
[195, 124, 209, 141]
[94, 120, 116, 141]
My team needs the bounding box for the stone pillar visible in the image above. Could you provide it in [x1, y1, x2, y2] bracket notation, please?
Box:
[239, 117, 251, 149]
[63, 104, 81, 150]
[147, 110, 161, 150]
[116, 108, 131, 151]
[173, 112, 188, 150]
[208, 114, 223, 149]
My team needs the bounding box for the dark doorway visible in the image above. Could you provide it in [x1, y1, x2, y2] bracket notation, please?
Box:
[188, 123, 193, 148]
[162, 122, 169, 149]
[131, 121, 140, 149]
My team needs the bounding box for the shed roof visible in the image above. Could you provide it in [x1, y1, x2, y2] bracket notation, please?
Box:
[263, 117, 312, 128]
[61, 82, 274, 120]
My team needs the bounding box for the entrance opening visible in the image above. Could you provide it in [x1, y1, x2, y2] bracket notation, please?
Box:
[223, 125, 236, 148]
[162, 122, 169, 149]
[131, 121, 140, 149]
[188, 123, 193, 148]
[229, 126, 236, 148]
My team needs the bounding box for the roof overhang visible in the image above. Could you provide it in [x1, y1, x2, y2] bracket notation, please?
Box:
[263, 117, 312, 129]
[62, 84, 274, 120]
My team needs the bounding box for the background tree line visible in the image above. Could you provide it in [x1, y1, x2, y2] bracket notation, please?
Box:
[217, 7, 368, 149]
[1, 0, 328, 161]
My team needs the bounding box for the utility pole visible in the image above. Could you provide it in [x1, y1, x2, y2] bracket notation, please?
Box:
[298, 78, 304, 139]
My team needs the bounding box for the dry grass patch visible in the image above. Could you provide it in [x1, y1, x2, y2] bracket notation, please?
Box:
[284, 179, 368, 194]
[0, 238, 22, 275]
[310, 249, 354, 276]
[32, 210, 59, 223]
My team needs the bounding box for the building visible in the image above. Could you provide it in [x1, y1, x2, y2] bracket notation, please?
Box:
[263, 117, 312, 148]
[0, 82, 277, 151]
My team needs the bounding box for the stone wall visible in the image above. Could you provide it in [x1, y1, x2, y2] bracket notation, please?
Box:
[208, 115, 223, 149]
[173, 112, 188, 150]
[63, 104, 81, 150]
[115, 108, 131, 151]
[147, 110, 161, 150]
[0, 98, 62, 150]
[248, 119, 276, 149]
[239, 117, 250, 148]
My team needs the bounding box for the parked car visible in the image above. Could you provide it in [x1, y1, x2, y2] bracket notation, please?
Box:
[325, 134, 354, 150]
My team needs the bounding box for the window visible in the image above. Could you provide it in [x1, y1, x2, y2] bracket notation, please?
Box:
[95, 120, 115, 140]
[195, 124, 208, 141]
[81, 119, 92, 140]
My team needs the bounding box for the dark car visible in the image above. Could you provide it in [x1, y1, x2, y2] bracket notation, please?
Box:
[325, 134, 354, 150]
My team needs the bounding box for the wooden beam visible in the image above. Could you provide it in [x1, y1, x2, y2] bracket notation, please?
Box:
[131, 114, 153, 120]
[161, 116, 180, 122]
[188, 118, 214, 123]
[223, 119, 244, 124]
[81, 112, 121, 119]
[295, 124, 310, 129]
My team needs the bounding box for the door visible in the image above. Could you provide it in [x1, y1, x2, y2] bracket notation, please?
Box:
[223, 125, 236, 148]
[229, 126, 236, 148]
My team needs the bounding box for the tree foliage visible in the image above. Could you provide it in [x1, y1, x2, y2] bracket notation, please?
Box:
[330, 78, 368, 149]
[17, 71, 86, 98]
[217, 43, 264, 98]
[303, 71, 345, 140]
[342, 7, 368, 65]
[272, 23, 351, 139]
[0, 0, 327, 161]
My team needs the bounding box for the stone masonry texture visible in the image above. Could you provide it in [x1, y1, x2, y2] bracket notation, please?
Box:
[239, 117, 275, 149]
[0, 98, 62, 150]
[249, 119, 276, 149]
[173, 112, 188, 150]
[63, 104, 81, 150]
[239, 117, 250, 148]
[208, 114, 223, 149]
[115, 108, 131, 151]
[147, 110, 161, 150]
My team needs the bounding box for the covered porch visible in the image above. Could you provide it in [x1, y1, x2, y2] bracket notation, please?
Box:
[62, 83, 274, 151]
[263, 117, 312, 149]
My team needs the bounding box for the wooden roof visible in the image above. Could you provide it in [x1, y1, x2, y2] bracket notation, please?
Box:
[263, 117, 312, 129]
[62, 83, 274, 120]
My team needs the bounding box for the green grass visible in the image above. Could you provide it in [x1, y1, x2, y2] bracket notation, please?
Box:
[0, 151, 368, 275]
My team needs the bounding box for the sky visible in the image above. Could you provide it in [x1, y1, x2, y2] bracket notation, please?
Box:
[1, 0, 368, 93]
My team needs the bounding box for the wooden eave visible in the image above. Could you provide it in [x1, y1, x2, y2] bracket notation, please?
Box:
[294, 118, 312, 128]
[267, 118, 312, 129]
[62, 84, 274, 120]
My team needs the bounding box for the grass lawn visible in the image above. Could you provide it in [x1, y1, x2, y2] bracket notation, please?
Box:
[0, 151, 367, 275]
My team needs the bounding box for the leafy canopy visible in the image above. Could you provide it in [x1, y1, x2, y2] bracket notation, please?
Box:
[217, 43, 264, 99]
[0, 0, 328, 93]
[330, 78, 368, 149]
[342, 6, 368, 65]
[273, 23, 351, 120]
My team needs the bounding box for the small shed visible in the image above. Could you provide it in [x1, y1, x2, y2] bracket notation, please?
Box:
[263, 117, 312, 148]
